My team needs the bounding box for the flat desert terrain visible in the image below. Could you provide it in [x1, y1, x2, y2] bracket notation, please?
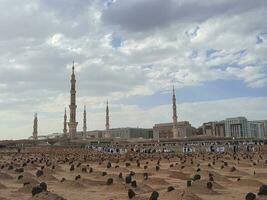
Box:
[0, 145, 267, 200]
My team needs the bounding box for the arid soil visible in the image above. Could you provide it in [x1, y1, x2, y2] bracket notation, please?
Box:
[0, 146, 267, 200]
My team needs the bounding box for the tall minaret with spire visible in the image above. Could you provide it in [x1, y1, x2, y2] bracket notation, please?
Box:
[68, 61, 78, 140]
[63, 108, 67, 136]
[83, 105, 87, 139]
[33, 113, 38, 140]
[105, 100, 111, 138]
[172, 86, 179, 139]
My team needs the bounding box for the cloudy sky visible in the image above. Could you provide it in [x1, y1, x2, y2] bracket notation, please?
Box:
[1, 0, 267, 139]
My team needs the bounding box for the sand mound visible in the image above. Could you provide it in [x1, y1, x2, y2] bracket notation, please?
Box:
[161, 189, 203, 200]
[224, 167, 249, 176]
[133, 183, 154, 193]
[38, 174, 57, 181]
[203, 171, 231, 182]
[237, 162, 251, 167]
[43, 168, 55, 175]
[107, 167, 130, 173]
[30, 191, 66, 200]
[134, 172, 154, 180]
[18, 182, 36, 193]
[22, 172, 35, 178]
[59, 180, 86, 189]
[102, 183, 127, 192]
[195, 180, 225, 189]
[234, 179, 263, 187]
[80, 178, 106, 186]
[144, 177, 170, 186]
[18, 176, 39, 185]
[0, 172, 13, 179]
[0, 183, 7, 189]
[254, 173, 267, 179]
[187, 180, 219, 195]
[257, 196, 267, 200]
[169, 171, 191, 180]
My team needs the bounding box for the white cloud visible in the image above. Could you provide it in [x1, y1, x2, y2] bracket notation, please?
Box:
[226, 66, 267, 88]
[0, 0, 267, 139]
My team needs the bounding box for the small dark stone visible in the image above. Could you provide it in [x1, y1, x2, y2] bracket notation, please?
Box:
[193, 174, 201, 181]
[18, 175, 23, 180]
[230, 166, 236, 172]
[82, 167, 87, 173]
[39, 182, 47, 191]
[209, 176, 214, 182]
[126, 175, 132, 184]
[187, 180, 192, 187]
[36, 170, 44, 177]
[144, 165, 148, 169]
[245, 192, 256, 200]
[197, 168, 201, 172]
[32, 186, 43, 196]
[60, 178, 66, 182]
[167, 186, 175, 192]
[128, 189, 135, 199]
[106, 178, 113, 185]
[258, 184, 267, 195]
[131, 180, 137, 188]
[70, 164, 75, 171]
[102, 172, 107, 176]
[8, 165, 14, 170]
[23, 182, 30, 186]
[149, 191, 159, 200]
[107, 162, 112, 168]
[207, 182, 213, 189]
[156, 166, 160, 171]
[89, 167, 93, 173]
[130, 171, 135, 176]
[144, 173, 148, 180]
[119, 172, 123, 179]
[75, 175, 81, 180]
[126, 163, 131, 167]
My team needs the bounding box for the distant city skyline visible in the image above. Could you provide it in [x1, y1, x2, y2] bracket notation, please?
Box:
[0, 0, 267, 139]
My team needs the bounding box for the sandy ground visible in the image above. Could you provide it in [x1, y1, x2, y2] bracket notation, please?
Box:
[0, 146, 267, 200]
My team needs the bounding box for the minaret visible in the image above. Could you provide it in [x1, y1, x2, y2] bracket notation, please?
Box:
[63, 108, 67, 135]
[68, 61, 78, 140]
[83, 105, 87, 139]
[105, 100, 111, 138]
[33, 113, 38, 140]
[172, 86, 179, 138]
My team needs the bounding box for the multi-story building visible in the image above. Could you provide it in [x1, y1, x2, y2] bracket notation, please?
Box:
[263, 120, 267, 138]
[202, 121, 225, 137]
[248, 121, 266, 138]
[153, 121, 196, 139]
[80, 127, 153, 140]
[109, 127, 153, 139]
[225, 117, 249, 138]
